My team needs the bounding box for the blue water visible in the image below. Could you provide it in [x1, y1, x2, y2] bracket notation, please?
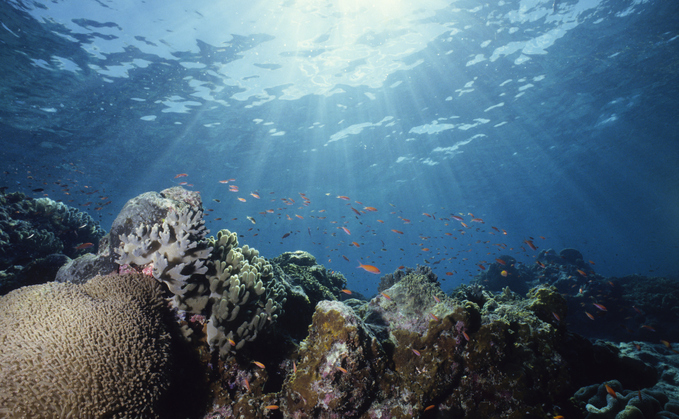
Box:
[1, 0, 677, 295]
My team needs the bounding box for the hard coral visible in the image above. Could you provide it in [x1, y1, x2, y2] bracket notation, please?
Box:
[0, 274, 173, 418]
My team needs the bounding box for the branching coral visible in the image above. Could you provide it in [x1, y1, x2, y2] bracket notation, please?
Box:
[204, 229, 286, 358]
[115, 205, 212, 295]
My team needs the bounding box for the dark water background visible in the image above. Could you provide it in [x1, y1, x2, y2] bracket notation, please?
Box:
[1, 0, 677, 295]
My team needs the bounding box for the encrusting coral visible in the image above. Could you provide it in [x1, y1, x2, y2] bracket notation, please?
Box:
[0, 274, 173, 418]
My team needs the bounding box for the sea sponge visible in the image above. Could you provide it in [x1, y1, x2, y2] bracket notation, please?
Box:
[115, 205, 212, 295]
[0, 274, 173, 418]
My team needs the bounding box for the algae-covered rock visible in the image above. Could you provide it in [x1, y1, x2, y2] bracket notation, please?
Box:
[281, 300, 386, 418]
[272, 250, 346, 305]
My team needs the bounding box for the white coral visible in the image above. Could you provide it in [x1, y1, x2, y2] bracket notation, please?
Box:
[115, 206, 212, 295]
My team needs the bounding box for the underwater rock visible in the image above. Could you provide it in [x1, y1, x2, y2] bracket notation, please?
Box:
[377, 264, 438, 293]
[0, 191, 104, 294]
[56, 186, 198, 285]
[272, 250, 347, 306]
[472, 254, 532, 295]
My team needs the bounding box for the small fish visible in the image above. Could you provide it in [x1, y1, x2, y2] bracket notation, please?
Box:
[661, 340, 671, 348]
[264, 405, 279, 410]
[471, 217, 484, 223]
[451, 215, 463, 221]
[478, 264, 486, 270]
[243, 378, 250, 391]
[293, 360, 297, 374]
[74, 242, 94, 250]
[391, 229, 404, 234]
[351, 241, 360, 247]
[536, 260, 546, 268]
[411, 348, 421, 356]
[358, 263, 381, 274]
[641, 325, 656, 332]
[495, 258, 506, 265]
[296, 214, 304, 219]
[337, 195, 350, 200]
[247, 216, 256, 224]
[32, 188, 45, 192]
[228, 338, 236, 346]
[238, 197, 247, 202]
[380, 292, 392, 301]
[430, 313, 439, 321]
[552, 312, 561, 322]
[424, 405, 436, 412]
[585, 312, 595, 320]
[593, 303, 607, 312]
[605, 384, 617, 399]
[462, 331, 470, 341]
[433, 295, 441, 303]
[281, 232, 291, 239]
[174, 173, 188, 178]
[553, 416, 564, 419]
[576, 269, 588, 277]
[336, 366, 347, 373]
[524, 239, 537, 251]
[364, 206, 378, 212]
[252, 361, 266, 369]
[341, 289, 352, 295]
[341, 226, 351, 235]
[250, 192, 261, 199]
[500, 270, 508, 277]
[342, 255, 350, 261]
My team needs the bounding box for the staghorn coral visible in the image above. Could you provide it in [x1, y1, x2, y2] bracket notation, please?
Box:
[0, 274, 173, 418]
[115, 205, 212, 295]
[204, 229, 286, 358]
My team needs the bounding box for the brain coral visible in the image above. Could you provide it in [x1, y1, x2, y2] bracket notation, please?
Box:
[0, 274, 173, 418]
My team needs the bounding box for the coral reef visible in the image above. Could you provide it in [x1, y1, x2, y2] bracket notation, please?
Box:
[250, 275, 575, 418]
[203, 229, 287, 358]
[272, 250, 347, 304]
[377, 263, 438, 292]
[115, 204, 212, 295]
[573, 380, 677, 418]
[0, 191, 104, 294]
[0, 274, 174, 418]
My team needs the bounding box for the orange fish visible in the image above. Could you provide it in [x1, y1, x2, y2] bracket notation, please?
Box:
[445, 272, 454, 276]
[451, 215, 463, 221]
[593, 303, 607, 312]
[295, 214, 304, 219]
[460, 222, 469, 228]
[341, 289, 352, 295]
[424, 405, 436, 412]
[478, 264, 486, 270]
[552, 312, 561, 322]
[433, 295, 441, 303]
[576, 269, 588, 277]
[250, 192, 261, 199]
[174, 173, 188, 178]
[238, 197, 247, 202]
[74, 242, 94, 250]
[411, 348, 421, 356]
[243, 378, 250, 391]
[252, 361, 266, 369]
[462, 331, 470, 341]
[471, 218, 484, 223]
[661, 340, 671, 348]
[351, 241, 360, 247]
[605, 384, 617, 399]
[377, 219, 384, 223]
[337, 195, 350, 200]
[524, 239, 537, 251]
[380, 292, 392, 300]
[336, 366, 347, 373]
[495, 258, 506, 265]
[264, 405, 279, 410]
[430, 313, 439, 321]
[364, 206, 378, 212]
[585, 312, 595, 320]
[341, 226, 351, 235]
[391, 229, 404, 234]
[358, 263, 381, 274]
